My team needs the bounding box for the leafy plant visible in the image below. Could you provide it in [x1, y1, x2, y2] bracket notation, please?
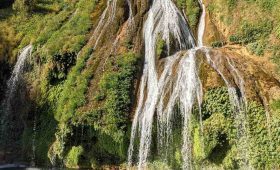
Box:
[48, 52, 77, 84]
[65, 146, 84, 168]
[246, 40, 266, 56]
[156, 38, 166, 58]
[236, 20, 273, 44]
[96, 52, 140, 141]
[193, 87, 280, 169]
[177, 0, 200, 30]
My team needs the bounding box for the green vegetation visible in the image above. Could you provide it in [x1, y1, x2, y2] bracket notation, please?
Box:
[211, 41, 225, 48]
[0, 0, 97, 166]
[147, 161, 171, 170]
[48, 52, 77, 84]
[42, 0, 94, 56]
[133, 87, 280, 169]
[156, 38, 166, 58]
[47, 52, 140, 166]
[54, 47, 93, 122]
[95, 53, 140, 141]
[192, 87, 280, 169]
[65, 146, 84, 168]
[226, 0, 237, 10]
[13, 0, 38, 14]
[229, 20, 272, 53]
[1, 0, 280, 168]
[208, 0, 280, 60]
[177, 0, 201, 31]
[0, 0, 142, 165]
[202, 87, 233, 119]
[240, 21, 272, 44]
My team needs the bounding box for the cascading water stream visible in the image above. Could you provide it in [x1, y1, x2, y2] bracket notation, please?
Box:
[126, 0, 134, 27]
[197, 0, 206, 47]
[159, 50, 203, 169]
[128, 0, 196, 168]
[1, 45, 32, 113]
[0, 45, 33, 146]
[109, 0, 134, 55]
[5, 45, 33, 105]
[128, 0, 251, 169]
[102, 0, 135, 72]
[31, 116, 37, 167]
[203, 48, 250, 167]
[89, 0, 118, 49]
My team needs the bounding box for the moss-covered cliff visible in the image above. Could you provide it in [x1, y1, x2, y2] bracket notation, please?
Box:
[0, 0, 280, 169]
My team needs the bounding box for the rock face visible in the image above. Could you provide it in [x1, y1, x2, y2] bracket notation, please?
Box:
[200, 47, 280, 103]
[0, 0, 280, 169]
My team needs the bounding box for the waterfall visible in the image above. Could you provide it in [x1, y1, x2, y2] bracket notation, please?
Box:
[0, 45, 32, 146]
[127, 0, 251, 168]
[158, 50, 203, 169]
[126, 0, 134, 27]
[128, 0, 195, 168]
[2, 45, 32, 115]
[6, 45, 33, 102]
[90, 0, 118, 49]
[197, 0, 206, 47]
[203, 48, 250, 167]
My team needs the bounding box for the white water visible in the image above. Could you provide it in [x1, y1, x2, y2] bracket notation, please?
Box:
[90, 0, 118, 49]
[128, 0, 195, 168]
[4, 45, 33, 113]
[203, 48, 250, 167]
[8, 45, 32, 98]
[126, 0, 134, 27]
[0, 45, 32, 146]
[197, 0, 206, 47]
[157, 50, 203, 169]
[126, 0, 250, 168]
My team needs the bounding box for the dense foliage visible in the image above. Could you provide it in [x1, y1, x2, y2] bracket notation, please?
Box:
[192, 87, 280, 169]
[46, 52, 140, 167]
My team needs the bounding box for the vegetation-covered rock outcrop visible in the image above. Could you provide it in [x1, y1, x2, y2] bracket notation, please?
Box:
[0, 0, 280, 169]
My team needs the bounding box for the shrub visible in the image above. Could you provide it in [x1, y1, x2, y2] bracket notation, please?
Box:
[55, 46, 93, 122]
[227, 0, 237, 9]
[257, 0, 278, 10]
[194, 87, 280, 168]
[271, 46, 280, 69]
[177, 0, 186, 8]
[239, 20, 273, 44]
[48, 52, 77, 84]
[156, 38, 166, 58]
[96, 53, 140, 141]
[65, 146, 84, 168]
[229, 35, 241, 43]
[185, 0, 201, 28]
[43, 0, 95, 56]
[202, 87, 233, 119]
[176, 0, 200, 29]
[211, 41, 225, 48]
[246, 40, 266, 56]
[276, 24, 280, 39]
